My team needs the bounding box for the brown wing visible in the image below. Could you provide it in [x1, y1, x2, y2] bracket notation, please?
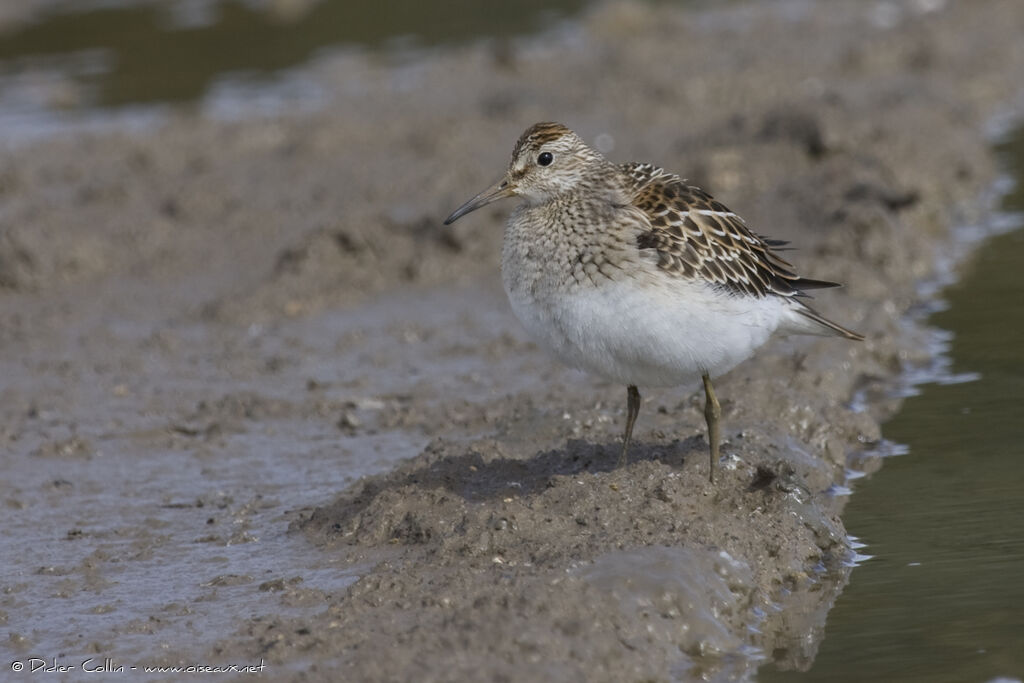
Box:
[625, 163, 838, 299]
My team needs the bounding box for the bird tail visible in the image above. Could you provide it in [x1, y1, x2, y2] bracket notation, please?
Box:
[788, 302, 864, 341]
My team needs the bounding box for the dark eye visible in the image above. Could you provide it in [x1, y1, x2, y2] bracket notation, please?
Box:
[537, 152, 553, 166]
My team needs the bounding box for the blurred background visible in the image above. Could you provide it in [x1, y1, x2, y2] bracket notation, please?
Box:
[0, 0, 591, 138]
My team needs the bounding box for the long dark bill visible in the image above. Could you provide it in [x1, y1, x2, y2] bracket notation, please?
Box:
[443, 178, 514, 225]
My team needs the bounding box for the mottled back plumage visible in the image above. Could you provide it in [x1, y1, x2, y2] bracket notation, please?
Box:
[623, 162, 832, 299]
[621, 162, 861, 340]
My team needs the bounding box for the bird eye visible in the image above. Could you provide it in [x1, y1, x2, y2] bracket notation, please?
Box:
[537, 152, 553, 166]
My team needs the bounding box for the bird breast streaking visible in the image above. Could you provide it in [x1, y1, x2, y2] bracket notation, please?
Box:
[445, 122, 862, 482]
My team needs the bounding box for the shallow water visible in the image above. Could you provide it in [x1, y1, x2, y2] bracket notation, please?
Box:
[0, 0, 588, 109]
[0, 283, 530, 666]
[759, 125, 1024, 681]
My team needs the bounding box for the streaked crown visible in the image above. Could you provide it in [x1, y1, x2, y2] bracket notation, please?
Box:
[506, 122, 606, 204]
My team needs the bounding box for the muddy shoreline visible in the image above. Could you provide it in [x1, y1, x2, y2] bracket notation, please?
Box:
[2, 1, 1023, 681]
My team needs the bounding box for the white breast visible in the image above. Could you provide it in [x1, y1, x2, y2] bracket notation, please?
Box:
[503, 272, 790, 388]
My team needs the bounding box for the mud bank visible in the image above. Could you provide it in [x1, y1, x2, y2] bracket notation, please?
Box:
[2, 1, 1023, 681]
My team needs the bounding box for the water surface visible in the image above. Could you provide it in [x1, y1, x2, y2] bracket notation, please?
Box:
[0, 0, 589, 108]
[760, 124, 1024, 682]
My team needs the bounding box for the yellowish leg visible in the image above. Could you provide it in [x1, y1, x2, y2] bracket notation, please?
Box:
[702, 373, 721, 483]
[619, 385, 641, 466]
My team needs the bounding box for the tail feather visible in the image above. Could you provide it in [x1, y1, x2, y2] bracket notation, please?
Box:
[792, 303, 864, 341]
[793, 277, 842, 291]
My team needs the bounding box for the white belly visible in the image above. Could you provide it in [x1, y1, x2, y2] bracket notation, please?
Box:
[504, 275, 788, 387]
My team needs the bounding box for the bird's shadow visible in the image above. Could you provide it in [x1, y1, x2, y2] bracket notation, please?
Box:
[305, 435, 705, 535]
[415, 435, 701, 502]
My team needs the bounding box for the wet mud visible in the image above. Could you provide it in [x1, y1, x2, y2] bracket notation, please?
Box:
[2, 0, 1024, 680]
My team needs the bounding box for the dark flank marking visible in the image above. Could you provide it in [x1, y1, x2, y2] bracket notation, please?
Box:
[637, 232, 661, 251]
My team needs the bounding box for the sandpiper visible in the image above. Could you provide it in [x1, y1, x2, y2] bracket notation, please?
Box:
[445, 122, 862, 482]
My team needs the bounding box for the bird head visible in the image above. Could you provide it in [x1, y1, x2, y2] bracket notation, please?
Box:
[444, 122, 603, 225]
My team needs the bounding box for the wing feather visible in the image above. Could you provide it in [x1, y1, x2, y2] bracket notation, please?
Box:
[624, 162, 837, 300]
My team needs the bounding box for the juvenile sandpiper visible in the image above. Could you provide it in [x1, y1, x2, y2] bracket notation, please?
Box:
[445, 122, 862, 482]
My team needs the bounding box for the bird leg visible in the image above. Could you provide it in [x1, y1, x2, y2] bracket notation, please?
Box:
[619, 385, 641, 466]
[702, 373, 721, 483]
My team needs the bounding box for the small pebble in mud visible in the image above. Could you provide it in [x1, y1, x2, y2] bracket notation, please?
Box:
[338, 412, 361, 431]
